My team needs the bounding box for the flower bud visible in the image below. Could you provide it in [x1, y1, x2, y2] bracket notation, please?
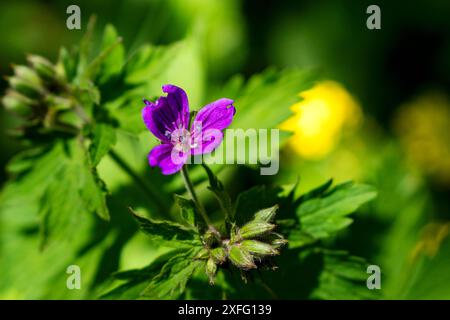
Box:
[240, 240, 279, 256]
[13, 65, 41, 86]
[239, 221, 275, 239]
[2, 91, 35, 118]
[206, 257, 217, 285]
[27, 55, 56, 81]
[253, 204, 278, 222]
[228, 245, 256, 270]
[210, 247, 227, 264]
[8, 76, 43, 99]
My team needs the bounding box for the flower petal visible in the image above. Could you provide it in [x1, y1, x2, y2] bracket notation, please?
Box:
[148, 143, 188, 175]
[193, 98, 235, 132]
[142, 85, 190, 142]
[162, 84, 190, 129]
[191, 98, 234, 155]
[142, 98, 170, 142]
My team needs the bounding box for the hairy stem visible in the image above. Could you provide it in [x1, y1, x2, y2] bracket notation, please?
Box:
[181, 165, 212, 226]
[109, 150, 167, 215]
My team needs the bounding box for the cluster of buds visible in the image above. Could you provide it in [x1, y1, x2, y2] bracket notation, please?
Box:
[2, 54, 77, 137]
[197, 205, 288, 285]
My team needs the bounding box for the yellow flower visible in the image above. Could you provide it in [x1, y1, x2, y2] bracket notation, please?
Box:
[280, 80, 362, 159]
[393, 91, 450, 186]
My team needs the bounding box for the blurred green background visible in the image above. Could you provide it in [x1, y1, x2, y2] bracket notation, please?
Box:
[1, 0, 450, 299]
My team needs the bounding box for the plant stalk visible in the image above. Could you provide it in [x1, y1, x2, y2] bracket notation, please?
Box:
[180, 165, 212, 226]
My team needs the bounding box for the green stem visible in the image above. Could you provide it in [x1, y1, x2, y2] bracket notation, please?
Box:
[180, 165, 211, 226]
[109, 150, 167, 215]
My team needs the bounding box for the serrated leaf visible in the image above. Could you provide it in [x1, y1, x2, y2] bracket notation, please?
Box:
[100, 250, 185, 299]
[129, 208, 199, 247]
[288, 182, 377, 248]
[141, 248, 204, 299]
[79, 165, 109, 221]
[89, 123, 117, 167]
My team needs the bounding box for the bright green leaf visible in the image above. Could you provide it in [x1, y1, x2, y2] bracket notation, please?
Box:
[288, 182, 377, 248]
[129, 208, 200, 247]
[89, 123, 117, 167]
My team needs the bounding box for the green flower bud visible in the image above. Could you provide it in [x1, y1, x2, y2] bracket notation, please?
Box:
[2, 91, 35, 118]
[27, 54, 56, 81]
[13, 65, 41, 86]
[228, 245, 256, 270]
[210, 247, 227, 264]
[206, 257, 217, 285]
[239, 221, 275, 239]
[240, 240, 279, 256]
[8, 76, 43, 99]
[253, 204, 278, 222]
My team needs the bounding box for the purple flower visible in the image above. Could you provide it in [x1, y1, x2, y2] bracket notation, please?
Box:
[142, 84, 236, 175]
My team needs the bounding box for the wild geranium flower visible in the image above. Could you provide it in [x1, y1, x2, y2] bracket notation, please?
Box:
[142, 84, 235, 175]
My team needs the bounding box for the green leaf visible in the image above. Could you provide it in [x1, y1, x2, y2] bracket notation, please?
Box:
[98, 24, 125, 84]
[229, 68, 317, 130]
[38, 140, 110, 245]
[309, 249, 379, 300]
[2, 138, 110, 246]
[89, 123, 117, 167]
[100, 250, 184, 299]
[102, 249, 203, 300]
[141, 248, 204, 299]
[57, 47, 77, 82]
[129, 208, 200, 247]
[198, 68, 317, 170]
[124, 43, 181, 85]
[76, 15, 97, 77]
[174, 194, 199, 230]
[79, 165, 110, 221]
[288, 182, 377, 248]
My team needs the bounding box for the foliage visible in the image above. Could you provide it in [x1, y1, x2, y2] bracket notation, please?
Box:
[1, 20, 380, 300]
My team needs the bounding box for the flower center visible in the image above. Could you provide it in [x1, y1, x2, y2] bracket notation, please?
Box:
[170, 128, 192, 153]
